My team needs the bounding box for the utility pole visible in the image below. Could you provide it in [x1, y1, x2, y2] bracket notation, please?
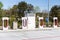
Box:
[48, 0, 49, 26]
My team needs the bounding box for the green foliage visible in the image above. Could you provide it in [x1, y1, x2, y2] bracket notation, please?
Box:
[18, 1, 27, 10]
[18, 20, 22, 28]
[0, 2, 3, 26]
[17, 1, 34, 18]
[0, 18, 2, 26]
[50, 5, 60, 22]
[18, 1, 27, 18]
[50, 5, 60, 17]
[9, 15, 16, 29]
[27, 4, 34, 12]
[0, 2, 3, 9]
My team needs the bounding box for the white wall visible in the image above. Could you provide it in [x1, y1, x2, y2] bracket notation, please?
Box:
[27, 17, 35, 29]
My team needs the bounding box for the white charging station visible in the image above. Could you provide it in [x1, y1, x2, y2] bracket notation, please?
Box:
[53, 17, 58, 28]
[39, 17, 44, 28]
[2, 17, 9, 30]
[22, 17, 27, 29]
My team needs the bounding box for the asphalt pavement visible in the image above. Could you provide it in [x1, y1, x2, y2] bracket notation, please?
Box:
[0, 28, 60, 40]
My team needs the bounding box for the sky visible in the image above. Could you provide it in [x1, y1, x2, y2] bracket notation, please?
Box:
[0, 0, 60, 11]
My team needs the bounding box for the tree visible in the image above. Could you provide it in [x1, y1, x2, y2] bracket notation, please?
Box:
[0, 2, 3, 9]
[18, 1, 27, 18]
[11, 5, 18, 17]
[50, 5, 60, 17]
[50, 5, 60, 22]
[0, 2, 3, 18]
[17, 1, 34, 18]
[27, 4, 34, 13]
[0, 2, 3, 26]
[34, 6, 40, 13]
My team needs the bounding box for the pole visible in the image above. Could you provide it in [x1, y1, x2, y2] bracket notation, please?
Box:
[48, 0, 49, 26]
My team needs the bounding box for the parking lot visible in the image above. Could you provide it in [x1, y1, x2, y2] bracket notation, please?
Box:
[0, 28, 60, 40]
